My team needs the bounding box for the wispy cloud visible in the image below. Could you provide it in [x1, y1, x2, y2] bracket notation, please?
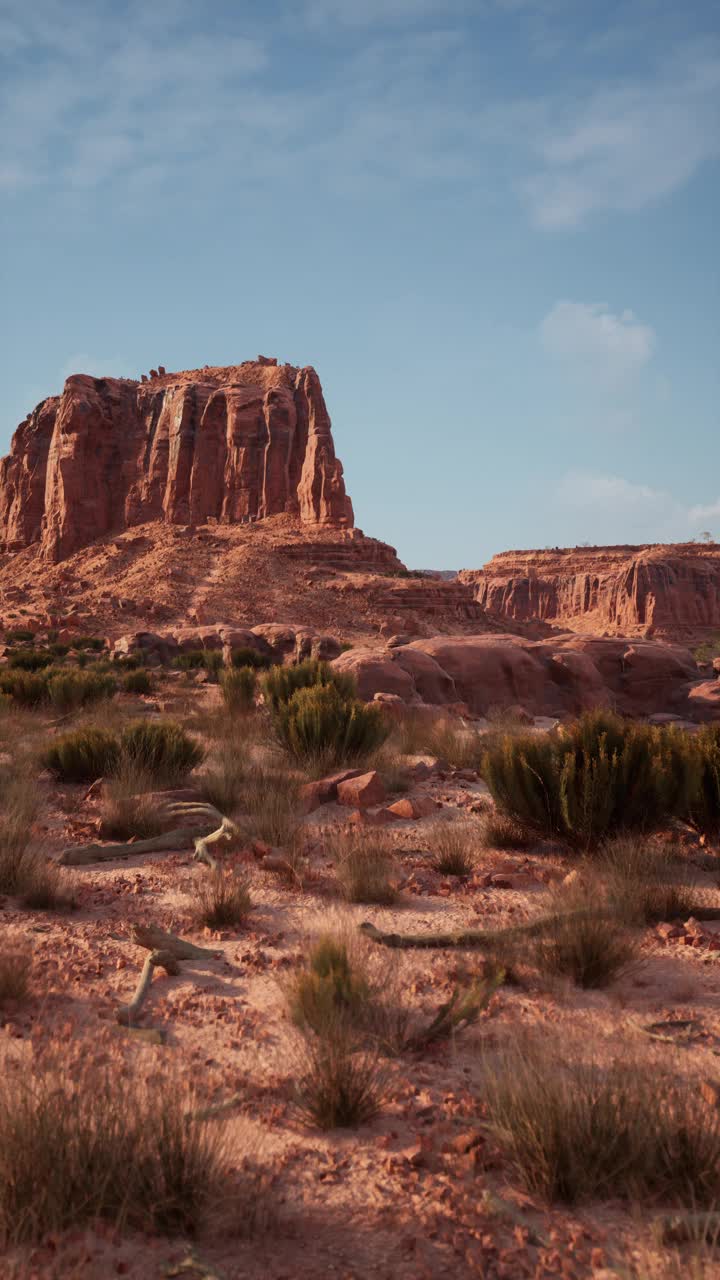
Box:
[557, 470, 720, 541]
[1, 0, 718, 230]
[524, 46, 720, 227]
[540, 301, 656, 383]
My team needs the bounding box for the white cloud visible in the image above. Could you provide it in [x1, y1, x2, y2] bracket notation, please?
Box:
[540, 301, 656, 383]
[524, 48, 720, 227]
[557, 470, 720, 542]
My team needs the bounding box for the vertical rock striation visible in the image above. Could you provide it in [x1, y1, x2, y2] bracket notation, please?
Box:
[0, 359, 354, 561]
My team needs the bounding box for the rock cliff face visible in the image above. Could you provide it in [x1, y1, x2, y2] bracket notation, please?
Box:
[0, 359, 354, 561]
[460, 545, 720, 635]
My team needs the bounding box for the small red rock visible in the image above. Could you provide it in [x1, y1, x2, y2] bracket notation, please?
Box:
[337, 770, 386, 809]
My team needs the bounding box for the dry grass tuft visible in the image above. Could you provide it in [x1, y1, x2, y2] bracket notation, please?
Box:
[394, 713, 486, 772]
[429, 820, 478, 876]
[194, 867, 253, 929]
[99, 762, 163, 840]
[480, 812, 535, 851]
[483, 1037, 720, 1206]
[0, 1050, 240, 1244]
[239, 763, 302, 849]
[532, 890, 638, 988]
[597, 835, 696, 925]
[198, 741, 247, 814]
[292, 1018, 389, 1130]
[0, 950, 31, 1005]
[331, 832, 399, 905]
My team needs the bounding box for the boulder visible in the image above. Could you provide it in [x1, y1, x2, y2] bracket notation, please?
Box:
[336, 771, 387, 809]
[331, 648, 415, 702]
[387, 796, 436, 820]
[299, 769, 364, 814]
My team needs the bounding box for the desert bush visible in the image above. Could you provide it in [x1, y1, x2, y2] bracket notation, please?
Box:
[194, 867, 253, 929]
[8, 648, 53, 671]
[15, 852, 71, 911]
[483, 710, 681, 848]
[483, 1039, 720, 1205]
[597, 835, 696, 925]
[71, 635, 105, 652]
[0, 1053, 229, 1244]
[261, 658, 356, 711]
[0, 671, 49, 708]
[0, 950, 31, 1005]
[274, 682, 388, 773]
[172, 649, 208, 671]
[239, 764, 301, 848]
[293, 1021, 388, 1130]
[333, 833, 398, 905]
[221, 666, 257, 713]
[122, 669, 152, 694]
[118, 719, 204, 784]
[202, 649, 224, 681]
[48, 641, 70, 658]
[5, 628, 35, 644]
[480, 812, 535, 850]
[680, 725, 720, 839]
[43, 726, 120, 782]
[99, 762, 164, 840]
[231, 646, 272, 670]
[429, 821, 477, 876]
[46, 669, 116, 711]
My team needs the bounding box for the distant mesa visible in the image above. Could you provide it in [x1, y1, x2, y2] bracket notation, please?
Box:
[460, 543, 720, 635]
[0, 358, 353, 561]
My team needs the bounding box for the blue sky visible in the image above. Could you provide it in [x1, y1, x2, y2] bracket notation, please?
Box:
[1, 0, 718, 568]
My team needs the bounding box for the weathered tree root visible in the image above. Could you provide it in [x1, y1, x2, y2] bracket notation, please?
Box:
[131, 923, 219, 960]
[359, 913, 599, 951]
[60, 801, 238, 868]
[115, 948, 179, 1025]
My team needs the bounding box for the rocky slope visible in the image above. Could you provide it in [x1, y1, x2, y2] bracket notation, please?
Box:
[460, 544, 720, 636]
[0, 357, 353, 561]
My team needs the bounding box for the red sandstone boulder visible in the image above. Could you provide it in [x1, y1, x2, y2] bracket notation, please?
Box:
[387, 796, 436, 820]
[336, 771, 386, 809]
[299, 769, 364, 814]
[331, 648, 415, 702]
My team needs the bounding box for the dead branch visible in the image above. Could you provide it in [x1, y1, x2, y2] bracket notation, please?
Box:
[115, 948, 179, 1025]
[131, 923, 219, 960]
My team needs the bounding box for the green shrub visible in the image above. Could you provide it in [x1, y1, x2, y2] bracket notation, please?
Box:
[288, 936, 372, 1037]
[231, 646, 272, 670]
[46, 670, 116, 712]
[8, 648, 53, 671]
[0, 670, 49, 708]
[48, 642, 70, 658]
[274, 682, 387, 772]
[5, 629, 35, 645]
[71, 636, 105, 652]
[482, 710, 681, 848]
[119, 720, 204, 783]
[262, 658, 356, 711]
[172, 650, 207, 671]
[221, 666, 256, 713]
[682, 725, 720, 838]
[202, 649, 224, 681]
[122, 669, 152, 695]
[43, 728, 120, 782]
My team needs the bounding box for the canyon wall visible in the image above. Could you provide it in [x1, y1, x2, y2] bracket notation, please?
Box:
[460, 545, 720, 635]
[0, 359, 354, 561]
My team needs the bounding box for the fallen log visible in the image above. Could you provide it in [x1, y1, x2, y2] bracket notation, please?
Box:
[59, 826, 202, 866]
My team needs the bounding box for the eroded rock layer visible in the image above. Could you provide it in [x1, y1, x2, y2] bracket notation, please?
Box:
[0, 359, 353, 561]
[460, 545, 720, 635]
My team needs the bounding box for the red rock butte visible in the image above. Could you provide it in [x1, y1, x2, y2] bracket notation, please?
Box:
[0, 357, 353, 562]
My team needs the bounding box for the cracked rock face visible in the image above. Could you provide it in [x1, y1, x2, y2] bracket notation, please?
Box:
[0, 359, 353, 561]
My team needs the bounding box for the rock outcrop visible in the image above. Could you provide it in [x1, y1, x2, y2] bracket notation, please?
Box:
[331, 632, 718, 720]
[0, 359, 353, 561]
[460, 545, 720, 636]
